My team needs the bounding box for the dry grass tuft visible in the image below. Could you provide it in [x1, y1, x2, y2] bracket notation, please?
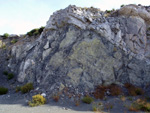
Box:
[124, 83, 144, 96]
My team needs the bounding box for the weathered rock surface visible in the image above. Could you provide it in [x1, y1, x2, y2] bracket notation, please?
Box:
[1, 4, 150, 94]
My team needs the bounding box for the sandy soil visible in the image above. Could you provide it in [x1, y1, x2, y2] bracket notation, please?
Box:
[0, 104, 94, 113]
[0, 92, 139, 113]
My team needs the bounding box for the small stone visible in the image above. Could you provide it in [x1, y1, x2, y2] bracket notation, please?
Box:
[41, 93, 46, 97]
[35, 87, 39, 91]
[25, 100, 29, 103]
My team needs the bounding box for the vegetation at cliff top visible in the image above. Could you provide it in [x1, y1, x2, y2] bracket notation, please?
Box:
[27, 26, 45, 36]
[2, 33, 9, 39]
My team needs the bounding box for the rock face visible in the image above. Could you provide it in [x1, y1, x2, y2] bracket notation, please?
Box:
[1, 4, 150, 93]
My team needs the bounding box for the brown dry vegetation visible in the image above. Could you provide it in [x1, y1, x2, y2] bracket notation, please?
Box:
[124, 83, 144, 96]
[93, 84, 122, 99]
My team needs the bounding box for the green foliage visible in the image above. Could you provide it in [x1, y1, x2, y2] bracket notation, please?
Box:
[121, 4, 125, 7]
[3, 71, 14, 80]
[106, 10, 111, 13]
[27, 29, 38, 36]
[38, 27, 45, 34]
[7, 73, 14, 80]
[0, 86, 8, 95]
[28, 94, 46, 107]
[2, 33, 9, 39]
[82, 96, 94, 104]
[11, 39, 18, 44]
[0, 43, 6, 49]
[27, 26, 45, 36]
[21, 83, 34, 94]
[92, 106, 97, 111]
[3, 71, 8, 75]
[112, 8, 115, 12]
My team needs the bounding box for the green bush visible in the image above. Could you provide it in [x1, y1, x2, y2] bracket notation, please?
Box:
[11, 39, 18, 44]
[38, 27, 45, 34]
[21, 83, 34, 94]
[3, 71, 8, 75]
[106, 10, 111, 13]
[27, 26, 44, 37]
[3, 71, 14, 80]
[2, 33, 9, 39]
[7, 73, 14, 80]
[0, 43, 6, 49]
[82, 96, 94, 104]
[0, 86, 8, 95]
[27, 29, 38, 36]
[28, 94, 46, 107]
[121, 4, 125, 7]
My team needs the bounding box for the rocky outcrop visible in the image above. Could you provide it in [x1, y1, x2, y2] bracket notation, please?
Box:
[1, 4, 150, 94]
[119, 4, 150, 24]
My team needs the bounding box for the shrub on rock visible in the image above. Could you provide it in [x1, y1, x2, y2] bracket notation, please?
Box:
[28, 94, 46, 107]
[7, 73, 14, 80]
[82, 96, 94, 104]
[3, 71, 8, 75]
[26, 26, 45, 36]
[0, 86, 8, 95]
[21, 83, 34, 94]
[11, 39, 18, 44]
[2, 33, 9, 39]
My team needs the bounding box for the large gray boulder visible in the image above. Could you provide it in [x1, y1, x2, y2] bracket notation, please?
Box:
[4, 5, 150, 93]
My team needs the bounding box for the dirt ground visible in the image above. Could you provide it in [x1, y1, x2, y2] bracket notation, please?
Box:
[0, 92, 141, 113]
[0, 73, 145, 113]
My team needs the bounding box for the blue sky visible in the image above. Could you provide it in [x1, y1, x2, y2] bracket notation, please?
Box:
[0, 0, 149, 35]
